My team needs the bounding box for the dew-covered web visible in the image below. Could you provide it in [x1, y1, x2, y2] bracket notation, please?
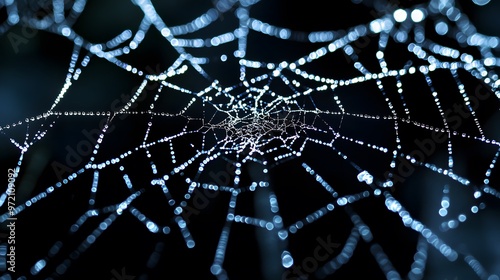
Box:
[1, 0, 500, 279]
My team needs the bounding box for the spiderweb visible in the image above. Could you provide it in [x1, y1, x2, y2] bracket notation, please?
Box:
[1, 0, 500, 279]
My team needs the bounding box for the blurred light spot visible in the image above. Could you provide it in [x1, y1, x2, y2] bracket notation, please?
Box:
[281, 251, 294, 268]
[472, 0, 490, 6]
[435, 21, 448, 35]
[411, 9, 425, 23]
[394, 9, 407, 22]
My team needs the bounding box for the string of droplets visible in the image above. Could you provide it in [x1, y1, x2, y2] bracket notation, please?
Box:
[1, 0, 500, 279]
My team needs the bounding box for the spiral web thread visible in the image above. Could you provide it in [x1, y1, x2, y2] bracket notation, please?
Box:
[1, 0, 500, 279]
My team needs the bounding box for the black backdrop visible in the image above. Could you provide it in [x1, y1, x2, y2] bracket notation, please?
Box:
[1, 1, 500, 279]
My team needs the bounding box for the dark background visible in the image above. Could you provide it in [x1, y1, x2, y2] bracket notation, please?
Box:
[1, 0, 500, 279]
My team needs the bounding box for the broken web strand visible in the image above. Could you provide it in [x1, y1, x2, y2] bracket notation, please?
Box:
[0, 1, 498, 274]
